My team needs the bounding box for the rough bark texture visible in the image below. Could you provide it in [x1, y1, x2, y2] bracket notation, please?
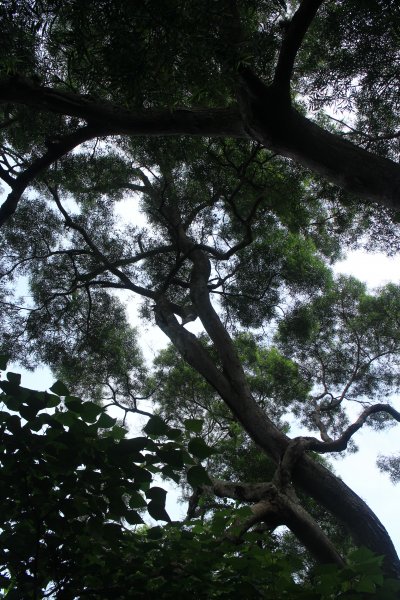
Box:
[238, 69, 400, 212]
[0, 77, 245, 138]
[1, 75, 400, 219]
[153, 228, 400, 579]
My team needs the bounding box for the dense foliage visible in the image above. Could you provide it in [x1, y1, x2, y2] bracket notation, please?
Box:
[1, 0, 400, 597]
[2, 364, 400, 598]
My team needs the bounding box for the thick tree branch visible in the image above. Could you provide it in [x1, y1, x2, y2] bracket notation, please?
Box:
[206, 478, 344, 565]
[309, 403, 400, 454]
[273, 0, 324, 94]
[0, 126, 96, 227]
[2, 75, 400, 212]
[0, 77, 245, 138]
[154, 297, 234, 401]
[151, 217, 400, 575]
[238, 69, 400, 211]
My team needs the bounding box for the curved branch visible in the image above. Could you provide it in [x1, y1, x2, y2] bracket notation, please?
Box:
[309, 403, 400, 454]
[238, 69, 400, 211]
[0, 126, 96, 227]
[273, 0, 324, 94]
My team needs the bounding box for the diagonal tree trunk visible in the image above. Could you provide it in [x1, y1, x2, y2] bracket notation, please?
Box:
[153, 220, 400, 579]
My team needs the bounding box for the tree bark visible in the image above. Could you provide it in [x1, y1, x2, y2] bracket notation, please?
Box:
[209, 479, 345, 566]
[238, 69, 400, 212]
[2, 76, 400, 213]
[0, 77, 245, 138]
[153, 236, 400, 578]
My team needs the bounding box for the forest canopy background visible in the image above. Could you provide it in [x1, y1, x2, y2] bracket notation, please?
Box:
[1, 0, 400, 598]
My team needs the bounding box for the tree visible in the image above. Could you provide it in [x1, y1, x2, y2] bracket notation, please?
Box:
[1, 0, 400, 595]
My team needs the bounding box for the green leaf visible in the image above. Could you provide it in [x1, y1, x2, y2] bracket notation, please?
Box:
[355, 578, 377, 593]
[156, 447, 185, 469]
[65, 397, 83, 412]
[97, 412, 117, 428]
[44, 393, 61, 408]
[125, 510, 144, 525]
[128, 491, 147, 509]
[187, 465, 212, 487]
[0, 410, 10, 423]
[146, 526, 164, 540]
[131, 464, 153, 484]
[119, 437, 150, 453]
[184, 418, 203, 433]
[6, 372, 21, 386]
[50, 380, 70, 396]
[143, 414, 170, 436]
[167, 427, 182, 440]
[19, 404, 39, 422]
[109, 425, 128, 440]
[53, 411, 77, 427]
[147, 500, 171, 522]
[161, 465, 181, 484]
[1, 392, 22, 411]
[188, 437, 215, 460]
[79, 401, 103, 423]
[6, 414, 21, 433]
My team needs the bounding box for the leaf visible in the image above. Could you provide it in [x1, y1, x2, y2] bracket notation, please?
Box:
[119, 437, 150, 453]
[146, 526, 164, 540]
[65, 397, 83, 412]
[102, 523, 123, 543]
[161, 465, 181, 484]
[143, 414, 170, 436]
[167, 427, 182, 440]
[355, 578, 377, 593]
[145, 486, 167, 504]
[125, 510, 144, 525]
[147, 500, 171, 522]
[109, 425, 128, 440]
[44, 393, 61, 408]
[19, 404, 39, 422]
[188, 437, 215, 460]
[184, 418, 203, 433]
[156, 447, 185, 469]
[6, 414, 21, 433]
[50, 380, 70, 396]
[54, 411, 77, 427]
[0, 410, 10, 423]
[6, 372, 21, 386]
[97, 412, 117, 429]
[131, 464, 153, 484]
[128, 491, 147, 509]
[187, 465, 212, 487]
[1, 392, 22, 411]
[79, 401, 103, 423]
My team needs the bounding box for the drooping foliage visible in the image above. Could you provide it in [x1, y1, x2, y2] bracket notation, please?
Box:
[1, 365, 400, 599]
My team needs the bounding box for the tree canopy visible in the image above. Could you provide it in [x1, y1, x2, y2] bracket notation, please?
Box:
[1, 0, 400, 597]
